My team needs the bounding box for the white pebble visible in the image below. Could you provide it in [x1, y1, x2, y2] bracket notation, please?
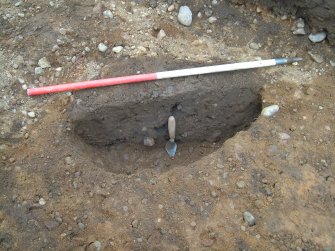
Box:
[261, 105, 279, 117]
[27, 111, 36, 118]
[208, 16, 217, 24]
[157, 29, 166, 39]
[308, 32, 327, 43]
[278, 132, 290, 140]
[98, 43, 108, 52]
[177, 6, 192, 26]
[22, 84, 27, 90]
[112, 46, 123, 53]
[103, 10, 113, 19]
[39, 198, 46, 205]
[167, 4, 175, 12]
[144, 137, 155, 147]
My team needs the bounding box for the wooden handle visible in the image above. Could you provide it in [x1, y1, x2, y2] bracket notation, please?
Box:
[168, 116, 176, 141]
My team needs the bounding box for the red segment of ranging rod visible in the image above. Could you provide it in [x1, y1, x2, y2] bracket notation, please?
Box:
[27, 73, 158, 96]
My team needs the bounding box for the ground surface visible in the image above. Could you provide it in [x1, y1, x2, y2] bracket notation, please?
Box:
[0, 0, 334, 250]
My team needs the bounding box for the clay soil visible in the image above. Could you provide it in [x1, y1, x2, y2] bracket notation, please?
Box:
[0, 0, 334, 250]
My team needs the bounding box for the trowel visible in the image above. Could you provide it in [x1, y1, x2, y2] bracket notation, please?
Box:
[165, 116, 177, 157]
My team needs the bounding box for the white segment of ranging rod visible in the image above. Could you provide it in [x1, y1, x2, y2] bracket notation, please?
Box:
[156, 59, 277, 79]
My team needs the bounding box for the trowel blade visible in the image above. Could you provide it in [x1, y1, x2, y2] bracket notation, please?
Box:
[165, 141, 177, 157]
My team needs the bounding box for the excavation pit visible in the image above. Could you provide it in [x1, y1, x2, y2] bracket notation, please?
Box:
[69, 58, 263, 174]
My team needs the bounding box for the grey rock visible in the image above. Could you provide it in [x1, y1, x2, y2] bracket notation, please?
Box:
[278, 132, 290, 140]
[112, 46, 123, 53]
[293, 27, 306, 35]
[131, 219, 139, 228]
[94, 241, 102, 251]
[249, 42, 260, 50]
[144, 137, 155, 146]
[38, 57, 51, 68]
[309, 32, 327, 43]
[157, 29, 166, 39]
[34, 67, 44, 75]
[243, 211, 256, 226]
[208, 16, 217, 24]
[296, 18, 305, 28]
[65, 156, 73, 165]
[178, 6, 192, 26]
[149, 0, 157, 8]
[308, 51, 324, 63]
[103, 10, 113, 19]
[78, 222, 85, 230]
[27, 111, 35, 118]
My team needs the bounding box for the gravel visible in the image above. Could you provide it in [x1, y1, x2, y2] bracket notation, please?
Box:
[34, 67, 44, 75]
[243, 211, 256, 226]
[131, 219, 139, 228]
[157, 29, 166, 39]
[45, 220, 59, 231]
[308, 32, 327, 43]
[278, 132, 290, 140]
[178, 6, 192, 26]
[39, 198, 46, 205]
[98, 43, 108, 52]
[261, 105, 279, 117]
[236, 180, 245, 188]
[65, 156, 73, 165]
[208, 16, 217, 24]
[38, 57, 51, 68]
[167, 5, 175, 12]
[78, 222, 85, 230]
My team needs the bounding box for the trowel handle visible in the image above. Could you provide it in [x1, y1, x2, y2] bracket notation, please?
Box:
[168, 116, 176, 141]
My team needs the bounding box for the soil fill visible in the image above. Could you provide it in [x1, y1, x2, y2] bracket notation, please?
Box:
[69, 58, 262, 174]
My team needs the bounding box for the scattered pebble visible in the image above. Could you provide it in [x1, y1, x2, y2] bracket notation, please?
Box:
[167, 4, 175, 12]
[249, 42, 260, 50]
[78, 222, 85, 230]
[211, 191, 218, 198]
[65, 156, 73, 165]
[178, 6, 192, 26]
[143, 137, 155, 146]
[208, 16, 217, 24]
[278, 132, 290, 140]
[59, 28, 67, 35]
[293, 28, 306, 35]
[157, 29, 166, 39]
[27, 111, 36, 118]
[149, 0, 157, 8]
[131, 219, 139, 228]
[261, 105, 279, 117]
[243, 211, 256, 226]
[38, 57, 51, 68]
[39, 198, 46, 206]
[308, 32, 327, 43]
[241, 225, 246, 231]
[45, 220, 59, 231]
[98, 43, 108, 53]
[236, 180, 245, 189]
[308, 51, 324, 63]
[190, 221, 197, 228]
[293, 18, 306, 35]
[112, 46, 123, 53]
[34, 67, 44, 75]
[94, 241, 102, 251]
[103, 10, 113, 19]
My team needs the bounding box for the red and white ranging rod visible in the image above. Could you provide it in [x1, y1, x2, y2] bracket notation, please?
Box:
[27, 58, 302, 96]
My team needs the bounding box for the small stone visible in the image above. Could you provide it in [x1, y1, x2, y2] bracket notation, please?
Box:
[9, 158, 15, 163]
[38, 57, 51, 68]
[293, 27, 306, 35]
[18, 13, 25, 18]
[278, 133, 290, 140]
[39, 198, 46, 205]
[157, 29, 166, 39]
[249, 42, 260, 50]
[131, 219, 139, 228]
[65, 156, 73, 165]
[94, 241, 102, 251]
[18, 78, 25, 84]
[52, 45, 59, 52]
[308, 51, 324, 63]
[256, 6, 262, 13]
[241, 225, 246, 231]
[208, 16, 217, 24]
[264, 187, 272, 196]
[149, 0, 157, 8]
[27, 111, 36, 118]
[112, 46, 123, 53]
[190, 221, 197, 228]
[143, 137, 155, 146]
[256, 234, 261, 239]
[45, 220, 59, 231]
[103, 10, 113, 19]
[261, 105, 279, 117]
[78, 222, 85, 230]
[59, 28, 67, 35]
[201, 238, 214, 247]
[308, 32, 327, 43]
[98, 43, 108, 53]
[167, 4, 175, 12]
[243, 211, 256, 226]
[296, 18, 305, 28]
[236, 180, 245, 189]
[211, 191, 218, 198]
[178, 6, 192, 26]
[34, 67, 44, 75]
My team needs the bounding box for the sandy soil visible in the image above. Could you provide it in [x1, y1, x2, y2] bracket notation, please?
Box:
[0, 0, 334, 250]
